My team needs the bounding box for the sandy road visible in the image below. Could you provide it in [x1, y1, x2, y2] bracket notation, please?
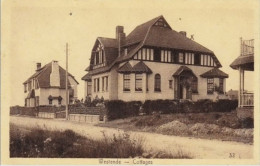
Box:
[10, 116, 253, 159]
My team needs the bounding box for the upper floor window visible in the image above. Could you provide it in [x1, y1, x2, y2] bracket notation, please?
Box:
[154, 74, 161, 92]
[185, 53, 194, 64]
[134, 48, 154, 61]
[178, 53, 184, 63]
[207, 78, 214, 94]
[135, 74, 143, 91]
[123, 74, 130, 91]
[201, 54, 216, 67]
[161, 50, 173, 63]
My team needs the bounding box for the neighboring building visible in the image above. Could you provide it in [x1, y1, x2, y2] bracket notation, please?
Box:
[226, 89, 238, 100]
[230, 38, 254, 118]
[82, 15, 228, 102]
[23, 61, 79, 107]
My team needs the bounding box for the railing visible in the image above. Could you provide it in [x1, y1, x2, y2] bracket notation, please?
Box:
[240, 92, 254, 107]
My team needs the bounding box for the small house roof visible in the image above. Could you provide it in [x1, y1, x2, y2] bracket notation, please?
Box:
[230, 55, 254, 71]
[117, 62, 133, 73]
[132, 61, 152, 73]
[23, 62, 79, 88]
[81, 73, 92, 81]
[200, 68, 229, 78]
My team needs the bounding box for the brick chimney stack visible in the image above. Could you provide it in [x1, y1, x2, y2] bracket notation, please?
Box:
[116, 26, 126, 56]
[179, 31, 187, 37]
[36, 63, 41, 71]
[50, 60, 60, 87]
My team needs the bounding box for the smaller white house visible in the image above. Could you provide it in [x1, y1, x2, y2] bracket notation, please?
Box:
[23, 61, 79, 107]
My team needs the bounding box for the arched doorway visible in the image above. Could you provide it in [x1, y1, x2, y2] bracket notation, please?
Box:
[173, 66, 197, 100]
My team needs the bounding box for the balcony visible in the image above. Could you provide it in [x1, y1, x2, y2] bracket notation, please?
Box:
[240, 91, 254, 107]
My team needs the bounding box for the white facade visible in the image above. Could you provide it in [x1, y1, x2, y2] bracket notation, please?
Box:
[85, 60, 227, 102]
[24, 61, 78, 107]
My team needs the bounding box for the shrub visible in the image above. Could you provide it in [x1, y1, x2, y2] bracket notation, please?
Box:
[10, 124, 144, 158]
[239, 117, 254, 128]
[105, 100, 141, 120]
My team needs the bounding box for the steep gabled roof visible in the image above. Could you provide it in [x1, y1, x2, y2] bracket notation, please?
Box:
[85, 15, 223, 76]
[115, 15, 221, 67]
[23, 62, 79, 88]
[125, 15, 165, 46]
[200, 68, 229, 78]
[98, 37, 118, 48]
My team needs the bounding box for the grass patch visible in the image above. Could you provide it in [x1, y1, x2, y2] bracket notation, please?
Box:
[10, 124, 190, 158]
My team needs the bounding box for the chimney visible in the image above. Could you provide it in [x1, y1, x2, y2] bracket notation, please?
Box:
[116, 26, 126, 56]
[179, 31, 187, 37]
[50, 60, 60, 87]
[36, 63, 41, 71]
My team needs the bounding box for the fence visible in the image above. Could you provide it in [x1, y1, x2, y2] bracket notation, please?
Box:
[240, 92, 254, 107]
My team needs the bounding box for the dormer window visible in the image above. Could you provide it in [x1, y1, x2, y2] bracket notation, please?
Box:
[94, 44, 105, 65]
[154, 18, 170, 28]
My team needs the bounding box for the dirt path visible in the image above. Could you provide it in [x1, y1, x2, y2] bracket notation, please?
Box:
[10, 116, 253, 159]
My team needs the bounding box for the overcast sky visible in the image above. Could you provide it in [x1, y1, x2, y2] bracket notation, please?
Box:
[2, 0, 259, 106]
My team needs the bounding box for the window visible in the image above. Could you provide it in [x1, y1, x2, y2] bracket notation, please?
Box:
[138, 50, 142, 59]
[185, 53, 194, 64]
[58, 96, 62, 105]
[154, 49, 161, 62]
[135, 74, 142, 91]
[194, 53, 200, 65]
[87, 81, 92, 95]
[191, 78, 198, 93]
[28, 82, 32, 91]
[154, 74, 161, 91]
[35, 81, 39, 89]
[219, 78, 224, 93]
[36, 96, 39, 106]
[207, 78, 214, 94]
[161, 50, 172, 62]
[94, 79, 96, 92]
[49, 99, 52, 105]
[169, 80, 173, 89]
[105, 76, 108, 91]
[102, 77, 105, 91]
[97, 78, 100, 92]
[123, 74, 130, 91]
[178, 53, 184, 63]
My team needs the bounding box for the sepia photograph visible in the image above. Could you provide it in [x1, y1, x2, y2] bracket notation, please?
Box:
[1, 0, 260, 165]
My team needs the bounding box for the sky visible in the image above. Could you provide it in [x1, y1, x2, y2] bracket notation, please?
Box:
[2, 0, 259, 106]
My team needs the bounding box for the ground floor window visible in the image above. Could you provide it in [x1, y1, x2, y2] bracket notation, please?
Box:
[123, 74, 130, 91]
[135, 74, 143, 91]
[154, 74, 161, 91]
[191, 78, 198, 93]
[219, 78, 224, 93]
[169, 80, 173, 89]
[36, 96, 39, 106]
[207, 78, 214, 94]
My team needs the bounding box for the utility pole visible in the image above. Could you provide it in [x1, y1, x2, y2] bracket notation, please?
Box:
[65, 43, 69, 120]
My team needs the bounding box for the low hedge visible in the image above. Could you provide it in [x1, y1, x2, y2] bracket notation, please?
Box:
[143, 99, 238, 114]
[10, 106, 38, 116]
[105, 100, 142, 120]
